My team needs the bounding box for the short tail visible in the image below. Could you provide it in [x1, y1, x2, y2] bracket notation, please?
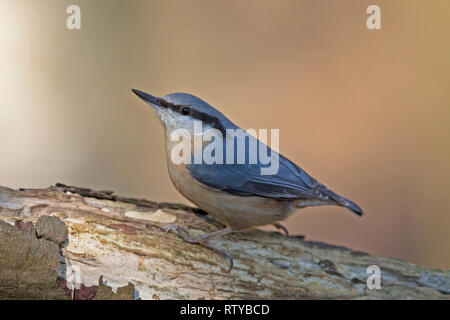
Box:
[340, 197, 364, 216]
[317, 184, 364, 216]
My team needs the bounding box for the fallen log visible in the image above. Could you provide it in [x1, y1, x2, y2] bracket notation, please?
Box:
[0, 184, 448, 299]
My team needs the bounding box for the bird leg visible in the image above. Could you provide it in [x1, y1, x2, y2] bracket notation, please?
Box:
[164, 225, 234, 272]
[273, 223, 289, 237]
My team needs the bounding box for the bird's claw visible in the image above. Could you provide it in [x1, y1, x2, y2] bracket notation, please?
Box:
[164, 224, 234, 272]
[202, 242, 234, 273]
[273, 223, 289, 237]
[164, 225, 200, 243]
[164, 225, 178, 233]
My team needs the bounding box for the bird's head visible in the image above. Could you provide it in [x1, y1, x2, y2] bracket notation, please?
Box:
[132, 89, 231, 136]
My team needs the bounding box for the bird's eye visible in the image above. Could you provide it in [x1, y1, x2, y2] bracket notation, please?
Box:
[180, 106, 192, 116]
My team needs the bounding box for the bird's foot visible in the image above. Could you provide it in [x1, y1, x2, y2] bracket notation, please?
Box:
[164, 225, 201, 243]
[164, 225, 234, 272]
[273, 223, 289, 237]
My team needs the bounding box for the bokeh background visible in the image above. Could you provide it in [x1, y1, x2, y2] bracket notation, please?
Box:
[1, 0, 449, 269]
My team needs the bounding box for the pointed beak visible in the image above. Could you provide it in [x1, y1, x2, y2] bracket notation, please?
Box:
[131, 89, 163, 109]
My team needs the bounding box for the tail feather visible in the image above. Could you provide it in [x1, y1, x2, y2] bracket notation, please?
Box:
[341, 198, 364, 216]
[316, 184, 364, 216]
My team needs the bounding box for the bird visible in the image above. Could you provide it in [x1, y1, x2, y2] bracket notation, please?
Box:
[132, 89, 363, 272]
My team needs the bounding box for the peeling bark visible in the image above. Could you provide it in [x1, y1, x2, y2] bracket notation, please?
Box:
[0, 184, 448, 300]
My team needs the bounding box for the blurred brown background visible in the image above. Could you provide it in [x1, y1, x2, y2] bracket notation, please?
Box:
[0, 0, 449, 269]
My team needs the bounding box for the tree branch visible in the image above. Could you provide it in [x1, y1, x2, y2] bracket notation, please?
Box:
[0, 185, 448, 299]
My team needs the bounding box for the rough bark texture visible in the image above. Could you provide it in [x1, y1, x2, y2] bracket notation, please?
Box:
[0, 184, 448, 300]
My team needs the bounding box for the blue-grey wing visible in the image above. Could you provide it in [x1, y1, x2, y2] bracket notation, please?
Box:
[186, 135, 363, 215]
[187, 154, 327, 200]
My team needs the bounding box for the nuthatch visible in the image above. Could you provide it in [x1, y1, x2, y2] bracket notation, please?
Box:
[132, 89, 363, 272]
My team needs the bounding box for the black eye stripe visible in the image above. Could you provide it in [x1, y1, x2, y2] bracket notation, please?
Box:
[191, 111, 226, 135]
[158, 98, 175, 109]
[158, 98, 226, 135]
[158, 98, 186, 113]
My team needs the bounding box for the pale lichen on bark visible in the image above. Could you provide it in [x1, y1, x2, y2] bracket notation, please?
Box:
[0, 184, 448, 300]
